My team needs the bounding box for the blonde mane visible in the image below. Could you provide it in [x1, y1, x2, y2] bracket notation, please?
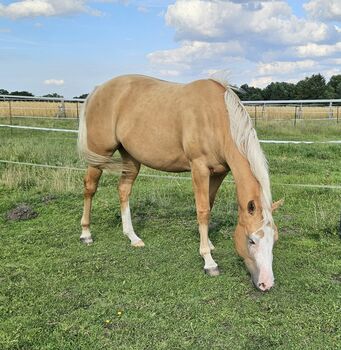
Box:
[211, 77, 273, 224]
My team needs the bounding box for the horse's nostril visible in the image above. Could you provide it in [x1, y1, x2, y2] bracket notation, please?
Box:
[258, 282, 273, 291]
[258, 282, 266, 290]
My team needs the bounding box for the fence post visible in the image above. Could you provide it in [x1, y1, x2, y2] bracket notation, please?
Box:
[294, 106, 297, 127]
[254, 105, 257, 127]
[58, 98, 66, 118]
[262, 103, 265, 120]
[299, 103, 303, 120]
[328, 102, 333, 119]
[76, 101, 79, 119]
[8, 99, 13, 135]
[337, 106, 339, 124]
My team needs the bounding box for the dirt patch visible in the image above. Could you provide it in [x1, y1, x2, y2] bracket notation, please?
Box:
[41, 194, 57, 204]
[7, 204, 38, 221]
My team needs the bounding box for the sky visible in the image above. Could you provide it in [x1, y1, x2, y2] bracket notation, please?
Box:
[0, 0, 340, 98]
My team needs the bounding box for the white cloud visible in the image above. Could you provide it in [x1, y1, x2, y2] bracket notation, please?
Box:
[137, 6, 149, 13]
[257, 60, 317, 75]
[329, 58, 341, 65]
[158, 69, 181, 77]
[304, 0, 341, 21]
[165, 0, 331, 45]
[0, 0, 100, 19]
[148, 40, 243, 67]
[250, 76, 273, 88]
[147, 0, 341, 86]
[295, 42, 341, 58]
[44, 79, 65, 86]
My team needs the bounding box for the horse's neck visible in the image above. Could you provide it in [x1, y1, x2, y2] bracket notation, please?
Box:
[226, 148, 261, 212]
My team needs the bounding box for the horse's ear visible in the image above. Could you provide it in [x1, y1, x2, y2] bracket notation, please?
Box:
[272, 199, 284, 212]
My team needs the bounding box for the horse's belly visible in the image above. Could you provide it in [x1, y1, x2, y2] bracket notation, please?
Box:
[119, 129, 191, 172]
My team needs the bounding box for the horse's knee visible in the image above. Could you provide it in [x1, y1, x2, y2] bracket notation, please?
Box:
[118, 182, 132, 202]
[197, 209, 210, 224]
[84, 177, 98, 197]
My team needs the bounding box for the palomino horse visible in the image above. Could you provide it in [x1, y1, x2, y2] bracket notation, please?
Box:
[78, 75, 282, 291]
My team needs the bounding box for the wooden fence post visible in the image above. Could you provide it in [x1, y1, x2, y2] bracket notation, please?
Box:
[76, 101, 79, 119]
[8, 99, 13, 135]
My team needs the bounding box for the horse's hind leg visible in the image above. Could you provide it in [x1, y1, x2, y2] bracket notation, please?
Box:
[80, 166, 102, 244]
[118, 149, 144, 247]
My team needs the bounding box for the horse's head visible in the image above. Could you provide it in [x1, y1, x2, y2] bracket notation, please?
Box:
[234, 199, 283, 292]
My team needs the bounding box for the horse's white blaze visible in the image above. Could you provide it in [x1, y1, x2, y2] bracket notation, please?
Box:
[121, 201, 143, 245]
[213, 76, 276, 289]
[252, 225, 275, 288]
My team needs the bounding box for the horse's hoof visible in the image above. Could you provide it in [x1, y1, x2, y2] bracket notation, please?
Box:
[80, 237, 93, 245]
[204, 266, 220, 276]
[131, 240, 145, 248]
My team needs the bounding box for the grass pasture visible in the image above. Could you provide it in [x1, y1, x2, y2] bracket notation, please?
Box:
[0, 121, 341, 349]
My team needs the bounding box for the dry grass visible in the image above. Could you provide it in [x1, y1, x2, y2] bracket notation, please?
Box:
[0, 101, 340, 121]
[0, 101, 83, 118]
[245, 105, 340, 120]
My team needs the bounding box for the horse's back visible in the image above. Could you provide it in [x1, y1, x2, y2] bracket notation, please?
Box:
[85, 75, 229, 171]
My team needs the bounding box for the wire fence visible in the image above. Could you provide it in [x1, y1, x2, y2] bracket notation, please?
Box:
[1, 159, 340, 190]
[0, 94, 340, 193]
[1, 123, 341, 144]
[1, 94, 341, 124]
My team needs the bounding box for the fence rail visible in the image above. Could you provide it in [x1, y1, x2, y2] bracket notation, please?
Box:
[0, 94, 341, 123]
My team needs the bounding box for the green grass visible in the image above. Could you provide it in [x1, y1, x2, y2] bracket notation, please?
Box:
[0, 123, 340, 349]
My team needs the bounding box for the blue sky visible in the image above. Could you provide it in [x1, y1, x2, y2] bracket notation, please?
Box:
[0, 0, 340, 97]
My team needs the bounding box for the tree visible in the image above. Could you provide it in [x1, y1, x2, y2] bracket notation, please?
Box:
[237, 84, 264, 100]
[262, 82, 296, 100]
[295, 74, 326, 99]
[0, 89, 9, 95]
[73, 93, 88, 99]
[43, 93, 63, 98]
[10, 91, 34, 97]
[327, 75, 341, 98]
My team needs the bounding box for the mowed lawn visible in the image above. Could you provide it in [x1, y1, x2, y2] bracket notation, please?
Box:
[0, 122, 340, 350]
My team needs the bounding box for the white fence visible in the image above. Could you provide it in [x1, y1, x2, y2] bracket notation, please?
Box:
[1, 94, 341, 123]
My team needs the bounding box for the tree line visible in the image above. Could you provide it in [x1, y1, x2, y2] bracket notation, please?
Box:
[0, 89, 63, 98]
[1, 73, 340, 101]
[237, 74, 341, 101]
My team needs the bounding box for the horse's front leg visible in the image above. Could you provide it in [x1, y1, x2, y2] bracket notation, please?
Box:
[191, 161, 219, 276]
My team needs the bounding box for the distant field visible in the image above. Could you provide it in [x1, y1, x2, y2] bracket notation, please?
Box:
[0, 120, 340, 349]
[0, 100, 340, 121]
[0, 101, 81, 118]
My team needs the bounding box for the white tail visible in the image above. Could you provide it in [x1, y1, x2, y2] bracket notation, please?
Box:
[77, 91, 124, 172]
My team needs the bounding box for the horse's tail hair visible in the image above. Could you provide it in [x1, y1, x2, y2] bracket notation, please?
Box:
[77, 90, 124, 173]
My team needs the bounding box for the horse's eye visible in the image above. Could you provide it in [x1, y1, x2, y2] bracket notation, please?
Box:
[248, 238, 256, 245]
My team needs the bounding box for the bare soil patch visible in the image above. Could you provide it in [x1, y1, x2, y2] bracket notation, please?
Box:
[7, 204, 38, 221]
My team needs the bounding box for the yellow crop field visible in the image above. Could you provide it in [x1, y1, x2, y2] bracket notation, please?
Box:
[0, 101, 83, 118]
[0, 100, 339, 121]
[244, 105, 340, 120]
